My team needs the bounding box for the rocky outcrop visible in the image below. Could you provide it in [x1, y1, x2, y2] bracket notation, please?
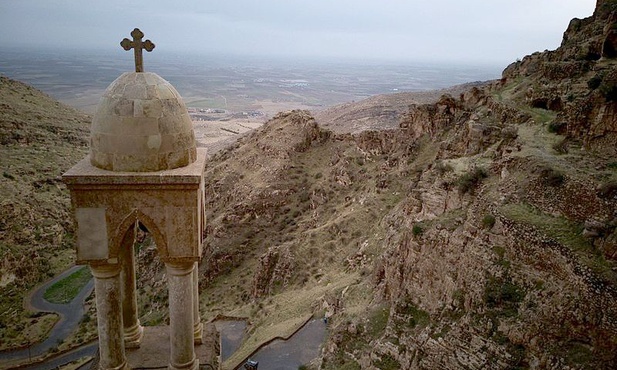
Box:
[251, 244, 295, 298]
[500, 1, 617, 155]
[187, 3, 617, 369]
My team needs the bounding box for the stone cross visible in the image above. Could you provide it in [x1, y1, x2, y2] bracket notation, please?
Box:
[121, 28, 155, 73]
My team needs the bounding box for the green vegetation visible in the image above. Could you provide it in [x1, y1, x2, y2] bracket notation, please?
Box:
[586, 70, 617, 101]
[367, 306, 390, 337]
[337, 361, 361, 370]
[538, 166, 564, 186]
[43, 267, 92, 304]
[412, 224, 424, 237]
[501, 203, 616, 285]
[482, 214, 496, 229]
[456, 167, 488, 194]
[529, 107, 557, 125]
[492, 246, 511, 269]
[501, 203, 587, 251]
[587, 73, 604, 90]
[484, 276, 525, 317]
[396, 301, 430, 328]
[547, 121, 566, 134]
[600, 76, 617, 102]
[564, 341, 594, 365]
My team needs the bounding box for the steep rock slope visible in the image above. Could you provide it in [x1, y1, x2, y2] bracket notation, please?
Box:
[313, 82, 486, 134]
[0, 75, 89, 348]
[503, 0, 617, 155]
[197, 2, 617, 369]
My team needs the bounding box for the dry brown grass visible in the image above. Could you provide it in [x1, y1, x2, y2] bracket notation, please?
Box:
[0, 76, 90, 348]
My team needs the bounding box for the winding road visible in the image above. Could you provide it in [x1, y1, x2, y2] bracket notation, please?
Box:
[0, 266, 96, 369]
[0, 267, 327, 370]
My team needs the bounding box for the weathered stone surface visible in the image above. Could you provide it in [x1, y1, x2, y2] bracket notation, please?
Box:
[167, 262, 199, 370]
[90, 72, 197, 172]
[63, 64, 208, 370]
[91, 265, 128, 370]
[64, 148, 207, 264]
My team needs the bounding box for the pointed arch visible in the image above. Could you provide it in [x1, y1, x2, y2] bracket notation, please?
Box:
[110, 209, 168, 260]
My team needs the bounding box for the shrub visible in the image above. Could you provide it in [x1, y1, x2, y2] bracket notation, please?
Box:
[482, 214, 496, 229]
[598, 181, 617, 199]
[396, 301, 430, 328]
[457, 167, 488, 194]
[552, 138, 569, 154]
[587, 73, 604, 90]
[412, 224, 423, 236]
[435, 161, 453, 175]
[600, 80, 617, 102]
[539, 167, 565, 186]
[547, 121, 566, 134]
[484, 276, 525, 317]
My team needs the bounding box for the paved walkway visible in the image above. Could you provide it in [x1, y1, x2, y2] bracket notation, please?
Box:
[249, 319, 326, 370]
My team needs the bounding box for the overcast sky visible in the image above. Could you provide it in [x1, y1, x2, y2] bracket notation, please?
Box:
[0, 0, 596, 66]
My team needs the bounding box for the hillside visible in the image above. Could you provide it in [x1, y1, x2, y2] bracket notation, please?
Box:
[1, 1, 616, 369]
[189, 1, 617, 369]
[0, 75, 90, 348]
[313, 82, 487, 134]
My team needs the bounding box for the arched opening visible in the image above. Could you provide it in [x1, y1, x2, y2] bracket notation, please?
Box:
[113, 213, 170, 332]
[110, 209, 204, 358]
[132, 220, 168, 327]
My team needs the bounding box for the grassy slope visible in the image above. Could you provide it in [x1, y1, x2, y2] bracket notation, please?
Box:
[0, 75, 89, 349]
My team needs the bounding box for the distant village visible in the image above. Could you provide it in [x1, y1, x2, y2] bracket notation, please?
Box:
[187, 107, 265, 121]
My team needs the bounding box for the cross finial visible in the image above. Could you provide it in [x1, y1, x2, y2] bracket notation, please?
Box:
[121, 28, 155, 73]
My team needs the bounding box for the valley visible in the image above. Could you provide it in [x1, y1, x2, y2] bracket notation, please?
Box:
[1, 1, 617, 369]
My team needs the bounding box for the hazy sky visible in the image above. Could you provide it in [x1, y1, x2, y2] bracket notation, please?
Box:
[0, 0, 596, 66]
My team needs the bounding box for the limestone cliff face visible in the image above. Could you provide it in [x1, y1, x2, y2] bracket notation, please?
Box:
[317, 3, 617, 367]
[199, 94, 616, 369]
[316, 80, 617, 368]
[192, 3, 617, 369]
[502, 0, 617, 155]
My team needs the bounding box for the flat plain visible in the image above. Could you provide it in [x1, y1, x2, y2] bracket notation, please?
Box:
[0, 48, 501, 116]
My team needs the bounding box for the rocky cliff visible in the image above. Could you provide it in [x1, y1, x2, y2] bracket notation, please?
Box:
[196, 1, 617, 369]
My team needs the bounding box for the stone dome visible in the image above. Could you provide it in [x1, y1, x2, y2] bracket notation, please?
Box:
[90, 72, 197, 172]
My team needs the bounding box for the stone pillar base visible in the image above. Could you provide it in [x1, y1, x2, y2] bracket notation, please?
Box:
[168, 358, 199, 370]
[100, 360, 130, 370]
[124, 321, 144, 349]
[193, 321, 204, 345]
[124, 325, 218, 370]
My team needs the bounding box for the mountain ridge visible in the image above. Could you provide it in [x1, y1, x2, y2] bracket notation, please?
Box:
[196, 1, 617, 368]
[0, 1, 616, 368]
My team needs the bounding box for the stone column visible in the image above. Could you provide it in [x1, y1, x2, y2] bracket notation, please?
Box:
[192, 261, 203, 344]
[166, 262, 199, 370]
[120, 225, 143, 348]
[90, 264, 128, 370]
